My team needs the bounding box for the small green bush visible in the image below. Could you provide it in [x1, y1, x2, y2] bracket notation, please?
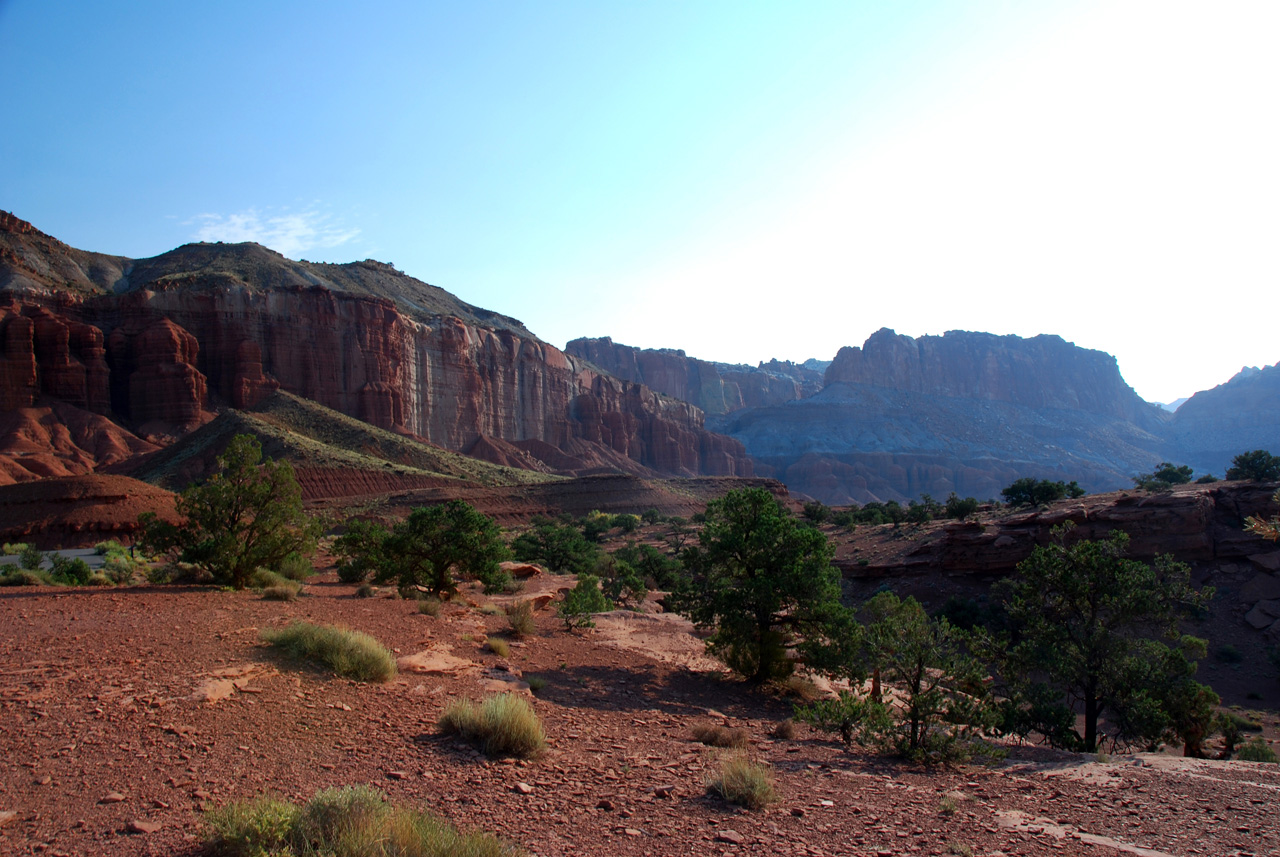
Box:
[250, 569, 296, 590]
[0, 568, 49, 586]
[557, 574, 611, 630]
[261, 622, 396, 682]
[48, 554, 91, 585]
[205, 786, 519, 857]
[505, 600, 536, 636]
[102, 555, 139, 584]
[19, 544, 45, 571]
[526, 675, 547, 694]
[707, 753, 776, 810]
[438, 693, 546, 759]
[94, 540, 125, 556]
[692, 723, 749, 748]
[276, 552, 314, 581]
[1236, 737, 1278, 763]
[1216, 644, 1244, 664]
[2, 542, 31, 556]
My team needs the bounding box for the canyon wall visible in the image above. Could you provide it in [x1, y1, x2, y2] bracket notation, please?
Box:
[0, 214, 749, 481]
[565, 336, 823, 416]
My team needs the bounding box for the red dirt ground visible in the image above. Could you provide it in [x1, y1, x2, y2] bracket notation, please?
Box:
[2, 563, 1279, 857]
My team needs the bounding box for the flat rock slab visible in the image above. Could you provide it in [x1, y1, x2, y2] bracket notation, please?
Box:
[1245, 600, 1280, 629]
[0, 811, 17, 828]
[1249, 551, 1280, 572]
[1241, 572, 1280, 602]
[397, 649, 478, 676]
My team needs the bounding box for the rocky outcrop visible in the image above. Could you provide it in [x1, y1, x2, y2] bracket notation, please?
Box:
[856, 482, 1279, 578]
[566, 336, 823, 416]
[1163, 363, 1280, 477]
[0, 213, 750, 481]
[0, 473, 177, 548]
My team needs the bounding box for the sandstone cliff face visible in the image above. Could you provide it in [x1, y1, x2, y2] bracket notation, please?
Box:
[565, 336, 823, 416]
[825, 328, 1164, 426]
[0, 214, 750, 481]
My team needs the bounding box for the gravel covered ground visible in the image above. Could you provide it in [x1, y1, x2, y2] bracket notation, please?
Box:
[2, 571, 1278, 857]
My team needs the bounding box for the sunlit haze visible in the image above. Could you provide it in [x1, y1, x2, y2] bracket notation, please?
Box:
[2, 1, 1275, 404]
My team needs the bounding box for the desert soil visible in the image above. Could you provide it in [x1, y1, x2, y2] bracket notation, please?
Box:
[2, 566, 1279, 857]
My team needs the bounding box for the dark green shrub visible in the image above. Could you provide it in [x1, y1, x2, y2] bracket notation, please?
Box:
[595, 554, 646, 608]
[139, 434, 321, 589]
[1001, 478, 1085, 507]
[611, 513, 639, 534]
[511, 516, 601, 575]
[19, 544, 44, 571]
[1134, 462, 1194, 491]
[48, 554, 91, 585]
[261, 621, 396, 682]
[611, 541, 683, 590]
[802, 501, 831, 524]
[1215, 644, 1244, 663]
[1227, 450, 1280, 482]
[641, 508, 662, 525]
[1195, 474, 1219, 484]
[558, 574, 612, 630]
[1236, 737, 1278, 763]
[945, 493, 980, 520]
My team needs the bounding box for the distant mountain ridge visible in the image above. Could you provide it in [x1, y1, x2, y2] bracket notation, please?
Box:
[568, 330, 1277, 504]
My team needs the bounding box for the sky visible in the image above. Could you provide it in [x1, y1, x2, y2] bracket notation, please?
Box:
[1, 1, 1276, 405]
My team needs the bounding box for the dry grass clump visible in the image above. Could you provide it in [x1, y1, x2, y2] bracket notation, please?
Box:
[479, 602, 504, 616]
[262, 584, 300, 601]
[439, 693, 546, 758]
[206, 785, 520, 856]
[707, 753, 777, 810]
[692, 723, 750, 748]
[772, 718, 797, 740]
[783, 674, 825, 701]
[505, 600, 536, 637]
[417, 596, 442, 616]
[486, 638, 511, 658]
[261, 622, 396, 683]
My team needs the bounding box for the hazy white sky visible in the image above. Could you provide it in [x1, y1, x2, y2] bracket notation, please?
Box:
[2, 1, 1276, 404]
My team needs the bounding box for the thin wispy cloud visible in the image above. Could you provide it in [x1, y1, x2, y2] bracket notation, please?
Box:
[190, 208, 360, 259]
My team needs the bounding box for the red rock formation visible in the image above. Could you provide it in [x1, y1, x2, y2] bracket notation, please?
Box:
[105, 317, 208, 430]
[0, 302, 111, 413]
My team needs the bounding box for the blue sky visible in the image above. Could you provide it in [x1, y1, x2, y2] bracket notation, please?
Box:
[2, 1, 1276, 405]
